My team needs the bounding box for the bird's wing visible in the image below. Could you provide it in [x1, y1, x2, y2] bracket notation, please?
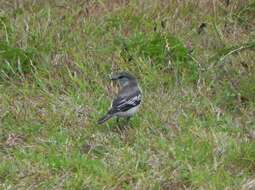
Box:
[110, 87, 141, 114]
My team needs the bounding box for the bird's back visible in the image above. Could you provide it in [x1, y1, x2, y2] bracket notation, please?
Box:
[110, 83, 141, 114]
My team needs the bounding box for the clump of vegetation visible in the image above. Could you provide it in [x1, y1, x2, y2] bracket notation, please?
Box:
[116, 33, 189, 63]
[116, 32, 198, 83]
[0, 42, 38, 78]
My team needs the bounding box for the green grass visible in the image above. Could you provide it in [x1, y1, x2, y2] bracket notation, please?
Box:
[0, 0, 255, 189]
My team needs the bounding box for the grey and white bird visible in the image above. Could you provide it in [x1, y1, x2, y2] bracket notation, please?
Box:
[97, 72, 142, 124]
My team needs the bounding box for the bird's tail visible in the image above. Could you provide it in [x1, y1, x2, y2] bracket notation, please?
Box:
[97, 114, 113, 124]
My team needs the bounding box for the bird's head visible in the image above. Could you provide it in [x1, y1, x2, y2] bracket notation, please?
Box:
[110, 72, 137, 86]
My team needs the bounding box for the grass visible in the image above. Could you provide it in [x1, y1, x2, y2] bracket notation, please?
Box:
[0, 0, 255, 189]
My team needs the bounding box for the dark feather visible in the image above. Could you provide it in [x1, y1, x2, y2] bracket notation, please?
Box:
[97, 114, 113, 124]
[110, 88, 141, 114]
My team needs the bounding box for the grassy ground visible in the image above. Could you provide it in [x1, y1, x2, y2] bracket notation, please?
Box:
[0, 0, 255, 189]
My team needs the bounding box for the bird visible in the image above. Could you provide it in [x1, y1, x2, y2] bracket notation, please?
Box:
[97, 72, 142, 124]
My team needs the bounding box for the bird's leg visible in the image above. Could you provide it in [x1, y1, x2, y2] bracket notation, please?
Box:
[115, 117, 125, 132]
[122, 117, 131, 129]
[116, 117, 122, 128]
